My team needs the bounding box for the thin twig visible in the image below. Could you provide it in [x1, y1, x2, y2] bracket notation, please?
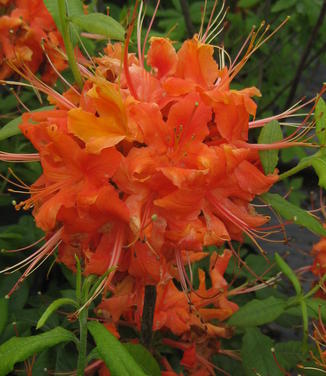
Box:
[179, 0, 196, 37]
[259, 39, 326, 115]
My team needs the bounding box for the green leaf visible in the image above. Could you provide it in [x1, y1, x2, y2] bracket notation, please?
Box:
[271, 0, 297, 12]
[260, 193, 326, 236]
[241, 327, 282, 376]
[258, 120, 283, 174]
[0, 106, 54, 141]
[274, 341, 306, 370]
[43, 0, 83, 32]
[66, 0, 84, 18]
[312, 154, 326, 189]
[275, 253, 301, 295]
[43, 0, 62, 32]
[0, 327, 76, 375]
[88, 321, 147, 376]
[0, 298, 8, 336]
[306, 298, 326, 321]
[87, 340, 161, 375]
[228, 297, 286, 327]
[71, 13, 125, 41]
[238, 0, 261, 8]
[315, 97, 326, 145]
[36, 298, 78, 330]
[124, 344, 161, 376]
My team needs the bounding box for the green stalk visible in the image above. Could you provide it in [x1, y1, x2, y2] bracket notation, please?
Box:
[300, 299, 308, 351]
[76, 306, 88, 375]
[57, 0, 83, 89]
[303, 273, 326, 299]
[278, 157, 313, 181]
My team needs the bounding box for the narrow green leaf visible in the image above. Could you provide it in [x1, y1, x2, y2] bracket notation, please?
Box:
[275, 253, 301, 295]
[300, 299, 309, 348]
[260, 193, 326, 236]
[315, 97, 326, 145]
[88, 321, 147, 376]
[75, 255, 82, 303]
[0, 327, 76, 375]
[124, 344, 161, 376]
[0, 106, 54, 141]
[241, 328, 282, 376]
[0, 297, 8, 336]
[258, 120, 283, 174]
[71, 13, 125, 41]
[228, 297, 286, 327]
[36, 298, 78, 329]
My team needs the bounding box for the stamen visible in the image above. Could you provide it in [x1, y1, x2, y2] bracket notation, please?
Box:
[141, 0, 160, 64]
[1, 228, 62, 297]
[124, 0, 139, 99]
[201, 0, 219, 43]
[41, 39, 80, 95]
[0, 152, 40, 163]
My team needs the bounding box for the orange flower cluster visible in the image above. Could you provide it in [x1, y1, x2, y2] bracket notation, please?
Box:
[0, 0, 66, 83]
[3, 19, 281, 373]
[311, 232, 326, 299]
[312, 235, 326, 278]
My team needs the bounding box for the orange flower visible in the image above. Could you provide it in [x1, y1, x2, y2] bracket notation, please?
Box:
[0, 0, 67, 83]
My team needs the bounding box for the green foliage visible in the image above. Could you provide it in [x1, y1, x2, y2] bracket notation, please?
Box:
[88, 321, 148, 376]
[274, 341, 306, 371]
[275, 253, 301, 295]
[36, 298, 78, 329]
[261, 192, 326, 236]
[0, 106, 54, 141]
[124, 344, 161, 376]
[258, 120, 283, 174]
[228, 297, 286, 327]
[0, 298, 8, 336]
[241, 327, 282, 376]
[43, 0, 84, 34]
[0, 327, 76, 375]
[71, 13, 125, 41]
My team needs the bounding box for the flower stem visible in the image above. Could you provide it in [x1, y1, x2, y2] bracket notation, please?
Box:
[57, 0, 83, 89]
[76, 306, 88, 375]
[278, 156, 314, 181]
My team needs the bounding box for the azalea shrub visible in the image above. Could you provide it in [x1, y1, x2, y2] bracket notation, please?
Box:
[0, 0, 326, 375]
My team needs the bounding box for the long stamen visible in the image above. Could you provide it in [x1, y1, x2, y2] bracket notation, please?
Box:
[124, 0, 139, 99]
[137, 1, 145, 67]
[201, 0, 219, 43]
[2, 236, 45, 254]
[1, 228, 62, 297]
[77, 227, 125, 314]
[199, 0, 208, 40]
[141, 0, 160, 64]
[249, 97, 315, 128]
[41, 39, 80, 95]
[0, 152, 40, 162]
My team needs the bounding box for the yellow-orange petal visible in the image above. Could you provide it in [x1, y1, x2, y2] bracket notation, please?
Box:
[68, 108, 126, 154]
